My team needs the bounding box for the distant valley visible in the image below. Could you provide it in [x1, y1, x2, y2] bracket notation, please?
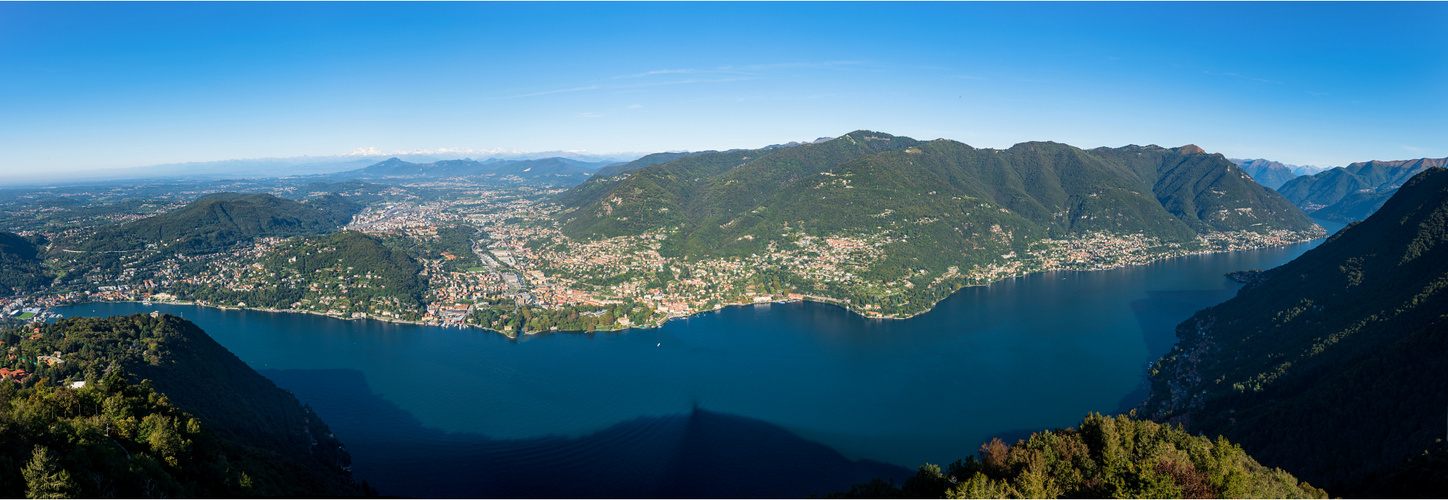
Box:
[1276, 157, 1448, 222]
[1230, 155, 1448, 223]
[1230, 158, 1326, 190]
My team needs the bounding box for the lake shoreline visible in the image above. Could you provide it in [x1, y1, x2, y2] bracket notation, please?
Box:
[48, 232, 1339, 488]
[37, 227, 1332, 338]
[643, 229, 1329, 326]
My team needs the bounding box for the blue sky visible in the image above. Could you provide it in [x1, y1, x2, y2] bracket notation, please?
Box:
[1, 2, 1444, 177]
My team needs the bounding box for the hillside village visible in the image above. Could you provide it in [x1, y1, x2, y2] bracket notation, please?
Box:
[4, 180, 1323, 336]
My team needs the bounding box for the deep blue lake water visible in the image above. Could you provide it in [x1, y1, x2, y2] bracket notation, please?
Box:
[56, 221, 1345, 497]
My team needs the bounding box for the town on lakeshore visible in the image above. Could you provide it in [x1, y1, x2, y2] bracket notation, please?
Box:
[1, 171, 1324, 337]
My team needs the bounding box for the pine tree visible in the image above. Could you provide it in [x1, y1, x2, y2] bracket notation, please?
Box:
[22, 446, 76, 499]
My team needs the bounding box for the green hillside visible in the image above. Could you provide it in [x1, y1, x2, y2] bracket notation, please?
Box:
[56, 192, 360, 255]
[555, 152, 703, 209]
[0, 314, 369, 497]
[834, 413, 1325, 499]
[552, 132, 1320, 316]
[48, 192, 362, 280]
[559, 131, 922, 242]
[0, 231, 50, 294]
[591, 151, 698, 179]
[561, 134, 1316, 254]
[172, 230, 428, 319]
[1141, 167, 1448, 494]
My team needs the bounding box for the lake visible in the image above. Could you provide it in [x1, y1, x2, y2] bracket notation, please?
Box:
[56, 222, 1344, 497]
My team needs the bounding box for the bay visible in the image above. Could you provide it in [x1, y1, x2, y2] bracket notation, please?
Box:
[55, 220, 1345, 497]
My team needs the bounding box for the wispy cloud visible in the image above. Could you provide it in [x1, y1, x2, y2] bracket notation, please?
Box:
[1203, 70, 1282, 85]
[502, 85, 600, 99]
[616, 77, 756, 90]
[720, 60, 864, 72]
[577, 112, 603, 119]
[615, 68, 700, 79]
[1403, 145, 1430, 154]
[617, 61, 864, 80]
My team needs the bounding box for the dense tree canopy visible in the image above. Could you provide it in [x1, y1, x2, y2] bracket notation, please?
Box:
[1143, 167, 1448, 494]
[0, 314, 370, 497]
[833, 413, 1325, 499]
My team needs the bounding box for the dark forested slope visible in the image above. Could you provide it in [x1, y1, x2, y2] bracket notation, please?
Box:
[1142, 167, 1448, 494]
[0, 314, 368, 497]
[0, 231, 50, 294]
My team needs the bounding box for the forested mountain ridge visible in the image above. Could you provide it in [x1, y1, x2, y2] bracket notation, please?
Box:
[560, 133, 1317, 255]
[589, 151, 699, 179]
[0, 231, 50, 294]
[1141, 167, 1448, 495]
[547, 132, 1320, 317]
[53, 192, 360, 255]
[1276, 156, 1448, 222]
[45, 192, 362, 281]
[0, 314, 369, 497]
[557, 130, 920, 242]
[833, 413, 1325, 499]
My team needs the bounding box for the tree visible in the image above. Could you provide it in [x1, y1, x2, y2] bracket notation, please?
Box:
[22, 446, 76, 499]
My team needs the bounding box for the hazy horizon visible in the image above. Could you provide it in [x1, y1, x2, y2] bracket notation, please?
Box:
[2, 2, 1444, 178]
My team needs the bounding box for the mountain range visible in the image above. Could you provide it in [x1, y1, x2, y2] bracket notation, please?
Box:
[0, 150, 644, 186]
[334, 156, 619, 186]
[560, 129, 1317, 262]
[1275, 157, 1448, 222]
[549, 130, 1322, 317]
[1229, 158, 1312, 190]
[1142, 166, 1448, 495]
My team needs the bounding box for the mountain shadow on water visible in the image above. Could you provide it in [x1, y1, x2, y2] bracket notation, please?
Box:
[260, 368, 912, 498]
[1108, 287, 1249, 413]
